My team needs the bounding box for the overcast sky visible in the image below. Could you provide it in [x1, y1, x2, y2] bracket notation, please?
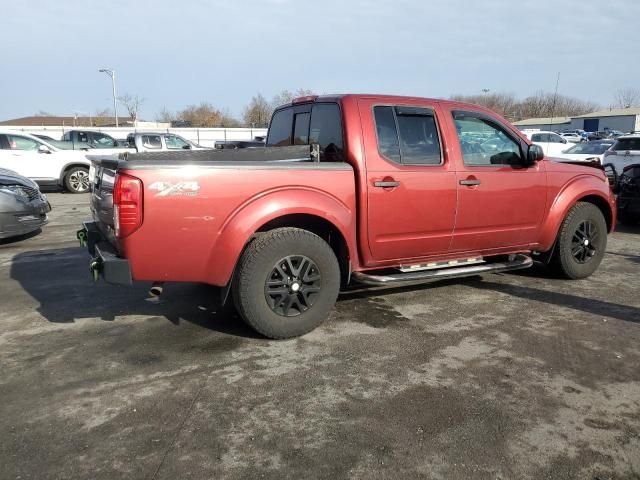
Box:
[1, 0, 638, 121]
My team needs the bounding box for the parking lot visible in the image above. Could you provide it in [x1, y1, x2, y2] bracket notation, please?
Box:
[0, 192, 638, 479]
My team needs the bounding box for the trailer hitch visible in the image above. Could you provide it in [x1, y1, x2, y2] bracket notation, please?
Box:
[89, 257, 102, 282]
[77, 228, 88, 247]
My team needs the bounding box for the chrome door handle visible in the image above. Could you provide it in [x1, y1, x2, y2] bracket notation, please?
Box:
[374, 181, 400, 188]
[459, 179, 481, 186]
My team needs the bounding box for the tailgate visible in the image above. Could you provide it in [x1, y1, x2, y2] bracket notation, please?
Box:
[89, 159, 119, 248]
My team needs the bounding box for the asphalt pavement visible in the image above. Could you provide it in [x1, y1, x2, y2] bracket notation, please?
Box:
[1, 192, 639, 480]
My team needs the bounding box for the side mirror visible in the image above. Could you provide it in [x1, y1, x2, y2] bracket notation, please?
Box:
[527, 144, 544, 164]
[182, 145, 192, 150]
[38, 145, 51, 154]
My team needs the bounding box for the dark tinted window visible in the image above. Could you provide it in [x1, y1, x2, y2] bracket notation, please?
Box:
[396, 107, 441, 164]
[267, 108, 294, 147]
[374, 106, 400, 163]
[453, 111, 522, 166]
[293, 112, 310, 145]
[613, 138, 640, 151]
[309, 103, 344, 162]
[77, 132, 89, 143]
[531, 133, 548, 142]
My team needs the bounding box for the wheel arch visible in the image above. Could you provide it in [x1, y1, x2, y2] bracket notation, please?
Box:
[204, 188, 357, 287]
[59, 162, 90, 186]
[538, 175, 614, 251]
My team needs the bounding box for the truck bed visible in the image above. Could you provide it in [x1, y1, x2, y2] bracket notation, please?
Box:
[89, 145, 356, 286]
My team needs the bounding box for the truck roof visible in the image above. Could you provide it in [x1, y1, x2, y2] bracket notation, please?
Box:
[276, 93, 504, 119]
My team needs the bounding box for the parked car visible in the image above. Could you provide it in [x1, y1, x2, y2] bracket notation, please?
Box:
[126, 132, 209, 152]
[550, 140, 614, 164]
[0, 168, 51, 239]
[616, 163, 640, 225]
[601, 135, 640, 175]
[559, 132, 583, 143]
[80, 94, 615, 339]
[0, 131, 92, 193]
[62, 130, 128, 149]
[521, 130, 570, 156]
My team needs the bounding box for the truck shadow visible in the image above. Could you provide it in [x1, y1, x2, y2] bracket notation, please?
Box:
[9, 247, 261, 339]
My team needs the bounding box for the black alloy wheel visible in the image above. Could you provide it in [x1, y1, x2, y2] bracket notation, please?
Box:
[265, 255, 322, 317]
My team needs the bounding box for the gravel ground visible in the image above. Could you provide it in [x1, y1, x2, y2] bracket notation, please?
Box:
[1, 192, 639, 480]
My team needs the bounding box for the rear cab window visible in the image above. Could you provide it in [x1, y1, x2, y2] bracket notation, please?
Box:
[373, 105, 442, 165]
[267, 102, 344, 162]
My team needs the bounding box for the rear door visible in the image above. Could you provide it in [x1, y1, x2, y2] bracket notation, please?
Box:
[446, 109, 547, 252]
[358, 99, 457, 263]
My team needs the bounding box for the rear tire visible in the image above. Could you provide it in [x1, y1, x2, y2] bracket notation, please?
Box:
[233, 228, 340, 339]
[64, 166, 90, 193]
[550, 202, 607, 279]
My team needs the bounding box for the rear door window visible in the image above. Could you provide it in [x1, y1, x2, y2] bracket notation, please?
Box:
[373, 105, 442, 165]
[142, 135, 162, 149]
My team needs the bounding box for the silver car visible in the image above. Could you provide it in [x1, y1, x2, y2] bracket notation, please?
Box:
[602, 135, 640, 175]
[0, 168, 51, 240]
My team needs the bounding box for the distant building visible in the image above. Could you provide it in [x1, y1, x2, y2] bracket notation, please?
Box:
[514, 107, 640, 133]
[513, 116, 571, 131]
[569, 108, 640, 133]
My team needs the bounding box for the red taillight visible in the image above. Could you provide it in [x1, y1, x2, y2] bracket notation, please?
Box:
[113, 173, 143, 238]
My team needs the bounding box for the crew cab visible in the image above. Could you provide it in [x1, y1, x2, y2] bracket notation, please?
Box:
[126, 132, 209, 152]
[80, 94, 616, 339]
[62, 130, 129, 149]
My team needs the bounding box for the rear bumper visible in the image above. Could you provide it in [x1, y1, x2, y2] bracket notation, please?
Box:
[79, 221, 132, 285]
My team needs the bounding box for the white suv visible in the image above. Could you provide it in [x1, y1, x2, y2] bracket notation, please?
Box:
[521, 130, 571, 156]
[0, 131, 91, 193]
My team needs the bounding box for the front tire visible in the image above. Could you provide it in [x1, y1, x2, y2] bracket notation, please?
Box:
[233, 228, 340, 339]
[64, 166, 90, 193]
[551, 202, 607, 279]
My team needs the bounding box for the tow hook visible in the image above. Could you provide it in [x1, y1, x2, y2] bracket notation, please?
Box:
[77, 228, 88, 247]
[89, 257, 102, 282]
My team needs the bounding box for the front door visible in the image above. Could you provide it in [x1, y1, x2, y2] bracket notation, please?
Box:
[359, 99, 457, 264]
[446, 109, 547, 252]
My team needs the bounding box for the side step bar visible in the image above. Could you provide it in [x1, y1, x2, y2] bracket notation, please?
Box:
[351, 254, 533, 286]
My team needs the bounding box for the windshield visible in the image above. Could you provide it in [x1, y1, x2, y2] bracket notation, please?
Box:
[565, 142, 613, 154]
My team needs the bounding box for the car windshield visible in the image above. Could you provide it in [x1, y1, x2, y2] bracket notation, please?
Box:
[565, 142, 613, 154]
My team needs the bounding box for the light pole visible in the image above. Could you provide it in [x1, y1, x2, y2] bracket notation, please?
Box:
[98, 68, 118, 127]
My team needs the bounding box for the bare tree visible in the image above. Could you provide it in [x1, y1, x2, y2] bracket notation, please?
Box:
[93, 108, 112, 126]
[34, 110, 54, 117]
[118, 94, 144, 122]
[156, 107, 174, 124]
[175, 103, 225, 127]
[243, 94, 272, 127]
[613, 88, 640, 109]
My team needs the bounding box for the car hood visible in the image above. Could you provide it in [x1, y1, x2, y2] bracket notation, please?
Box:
[0, 168, 40, 189]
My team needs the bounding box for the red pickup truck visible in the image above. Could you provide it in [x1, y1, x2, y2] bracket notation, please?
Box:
[81, 94, 616, 339]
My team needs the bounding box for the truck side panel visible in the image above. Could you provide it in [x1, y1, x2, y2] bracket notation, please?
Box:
[118, 163, 357, 286]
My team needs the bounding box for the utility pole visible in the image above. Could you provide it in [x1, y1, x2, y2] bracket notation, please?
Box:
[98, 68, 118, 127]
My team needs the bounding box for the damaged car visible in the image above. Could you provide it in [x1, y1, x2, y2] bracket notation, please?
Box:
[0, 168, 51, 240]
